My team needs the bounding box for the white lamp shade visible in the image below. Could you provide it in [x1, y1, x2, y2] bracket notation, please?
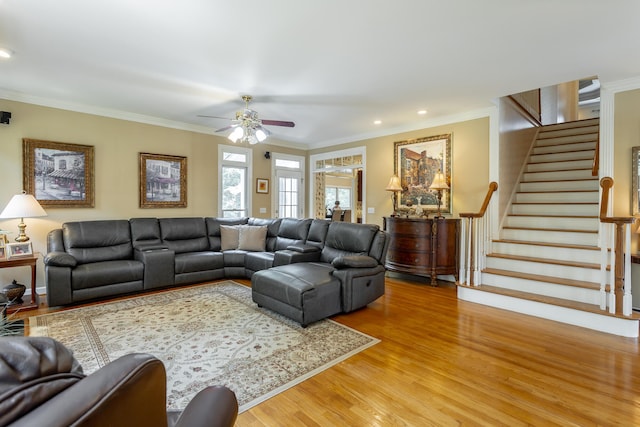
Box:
[0, 192, 47, 219]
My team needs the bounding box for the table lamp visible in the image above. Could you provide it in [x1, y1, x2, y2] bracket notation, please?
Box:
[429, 171, 449, 218]
[0, 191, 47, 242]
[385, 175, 403, 216]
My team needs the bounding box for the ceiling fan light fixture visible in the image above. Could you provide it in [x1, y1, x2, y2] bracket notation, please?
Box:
[228, 126, 244, 143]
[255, 127, 268, 142]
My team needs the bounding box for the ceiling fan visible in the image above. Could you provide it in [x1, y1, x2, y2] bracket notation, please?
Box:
[198, 95, 295, 144]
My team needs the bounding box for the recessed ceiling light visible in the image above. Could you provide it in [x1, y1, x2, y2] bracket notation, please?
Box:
[0, 48, 13, 59]
[373, 120, 382, 125]
[417, 110, 427, 115]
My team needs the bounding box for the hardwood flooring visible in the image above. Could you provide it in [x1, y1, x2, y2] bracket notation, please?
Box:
[15, 275, 640, 426]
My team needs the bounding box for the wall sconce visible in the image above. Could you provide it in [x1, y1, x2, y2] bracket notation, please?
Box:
[385, 175, 403, 217]
[0, 191, 47, 242]
[429, 171, 449, 218]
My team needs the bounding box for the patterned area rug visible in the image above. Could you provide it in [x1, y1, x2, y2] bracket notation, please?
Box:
[29, 281, 379, 412]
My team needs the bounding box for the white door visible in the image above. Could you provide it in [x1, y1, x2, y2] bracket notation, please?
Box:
[275, 170, 303, 218]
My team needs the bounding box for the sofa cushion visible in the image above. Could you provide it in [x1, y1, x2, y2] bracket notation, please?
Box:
[320, 222, 379, 263]
[71, 260, 144, 290]
[130, 218, 162, 249]
[220, 225, 240, 251]
[205, 217, 249, 251]
[159, 218, 209, 254]
[62, 220, 133, 264]
[273, 218, 312, 250]
[238, 225, 268, 251]
[175, 252, 224, 274]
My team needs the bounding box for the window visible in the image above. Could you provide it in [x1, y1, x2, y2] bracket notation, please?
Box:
[325, 187, 352, 210]
[219, 146, 252, 218]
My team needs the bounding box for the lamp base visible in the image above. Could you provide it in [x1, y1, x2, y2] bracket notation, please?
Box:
[14, 220, 29, 242]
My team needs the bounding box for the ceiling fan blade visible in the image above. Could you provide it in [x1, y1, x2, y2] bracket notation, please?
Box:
[215, 124, 236, 133]
[261, 119, 295, 128]
[198, 114, 231, 120]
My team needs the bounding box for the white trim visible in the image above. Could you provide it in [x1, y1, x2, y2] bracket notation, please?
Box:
[218, 144, 253, 217]
[309, 147, 366, 223]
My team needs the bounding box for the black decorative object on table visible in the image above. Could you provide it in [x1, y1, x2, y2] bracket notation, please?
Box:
[2, 280, 26, 305]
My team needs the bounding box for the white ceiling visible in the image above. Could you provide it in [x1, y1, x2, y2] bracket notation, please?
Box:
[1, 1, 639, 149]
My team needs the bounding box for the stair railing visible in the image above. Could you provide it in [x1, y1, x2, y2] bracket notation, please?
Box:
[599, 177, 636, 315]
[459, 182, 498, 286]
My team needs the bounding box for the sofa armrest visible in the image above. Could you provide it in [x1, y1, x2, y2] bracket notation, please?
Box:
[273, 248, 321, 266]
[44, 265, 73, 307]
[331, 255, 379, 269]
[170, 385, 238, 427]
[133, 242, 169, 252]
[43, 251, 77, 268]
[286, 243, 320, 254]
[134, 247, 175, 289]
[12, 354, 169, 427]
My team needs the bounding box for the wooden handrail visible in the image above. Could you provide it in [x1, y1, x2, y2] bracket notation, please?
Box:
[459, 182, 498, 286]
[460, 182, 498, 218]
[599, 177, 636, 315]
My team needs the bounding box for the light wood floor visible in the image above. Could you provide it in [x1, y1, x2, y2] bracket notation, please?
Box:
[15, 275, 640, 426]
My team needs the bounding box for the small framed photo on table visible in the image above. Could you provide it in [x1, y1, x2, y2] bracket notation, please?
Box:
[256, 178, 269, 194]
[6, 242, 33, 259]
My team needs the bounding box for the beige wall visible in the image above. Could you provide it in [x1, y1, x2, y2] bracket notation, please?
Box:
[0, 99, 304, 287]
[309, 117, 491, 228]
[613, 89, 640, 218]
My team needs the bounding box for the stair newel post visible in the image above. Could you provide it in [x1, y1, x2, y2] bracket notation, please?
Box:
[624, 223, 633, 316]
[459, 182, 498, 288]
[599, 177, 636, 315]
[459, 217, 467, 285]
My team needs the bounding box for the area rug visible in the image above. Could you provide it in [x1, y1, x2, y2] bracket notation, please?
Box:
[29, 281, 379, 412]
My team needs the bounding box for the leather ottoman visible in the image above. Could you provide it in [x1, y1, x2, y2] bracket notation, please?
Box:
[251, 262, 342, 326]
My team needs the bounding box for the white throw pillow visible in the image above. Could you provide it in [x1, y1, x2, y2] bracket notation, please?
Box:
[220, 225, 240, 251]
[238, 225, 268, 251]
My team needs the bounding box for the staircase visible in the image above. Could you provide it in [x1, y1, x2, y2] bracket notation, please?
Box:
[458, 118, 640, 337]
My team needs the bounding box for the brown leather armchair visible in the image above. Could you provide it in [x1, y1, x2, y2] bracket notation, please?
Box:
[0, 337, 238, 427]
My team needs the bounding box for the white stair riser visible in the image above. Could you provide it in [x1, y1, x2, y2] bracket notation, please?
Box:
[514, 192, 598, 203]
[539, 118, 599, 131]
[485, 257, 601, 282]
[491, 241, 604, 264]
[481, 272, 601, 305]
[504, 216, 599, 230]
[532, 141, 596, 155]
[527, 159, 594, 172]
[501, 228, 599, 245]
[519, 180, 598, 192]
[510, 204, 598, 216]
[536, 133, 598, 146]
[530, 150, 595, 163]
[523, 169, 593, 182]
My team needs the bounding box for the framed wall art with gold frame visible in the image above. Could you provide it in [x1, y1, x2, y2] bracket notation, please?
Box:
[393, 133, 452, 215]
[139, 152, 187, 208]
[23, 138, 95, 208]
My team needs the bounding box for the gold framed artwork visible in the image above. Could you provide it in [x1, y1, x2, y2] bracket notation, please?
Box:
[393, 133, 452, 214]
[139, 152, 187, 208]
[256, 178, 269, 194]
[23, 138, 95, 208]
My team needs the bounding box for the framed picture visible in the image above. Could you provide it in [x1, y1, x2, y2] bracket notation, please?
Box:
[23, 139, 95, 208]
[256, 178, 269, 194]
[394, 133, 452, 214]
[6, 242, 33, 259]
[0, 246, 5, 261]
[139, 152, 187, 208]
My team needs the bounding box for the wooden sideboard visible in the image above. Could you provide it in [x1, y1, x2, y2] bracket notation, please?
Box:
[383, 216, 460, 286]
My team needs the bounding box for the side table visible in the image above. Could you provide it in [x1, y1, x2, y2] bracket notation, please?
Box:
[0, 254, 39, 314]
